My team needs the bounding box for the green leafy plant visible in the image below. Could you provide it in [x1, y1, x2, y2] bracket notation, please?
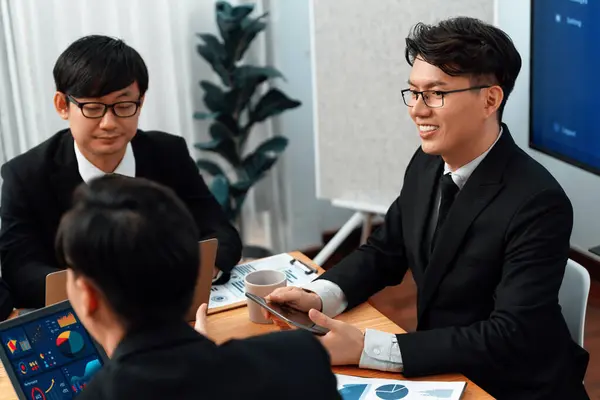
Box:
[194, 1, 301, 223]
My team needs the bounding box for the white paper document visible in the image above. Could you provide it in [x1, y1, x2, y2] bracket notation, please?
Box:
[208, 253, 319, 309]
[336, 374, 466, 400]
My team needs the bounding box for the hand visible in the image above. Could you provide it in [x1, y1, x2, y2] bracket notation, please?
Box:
[308, 309, 364, 366]
[266, 286, 322, 312]
[264, 287, 323, 328]
[194, 303, 208, 336]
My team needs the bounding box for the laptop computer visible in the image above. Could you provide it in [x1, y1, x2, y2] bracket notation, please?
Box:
[45, 238, 219, 322]
[0, 300, 108, 399]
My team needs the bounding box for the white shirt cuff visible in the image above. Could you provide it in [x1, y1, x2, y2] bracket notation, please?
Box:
[301, 279, 348, 317]
[359, 329, 403, 372]
[212, 269, 223, 283]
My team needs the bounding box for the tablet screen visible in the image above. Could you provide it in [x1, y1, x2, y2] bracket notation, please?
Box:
[0, 308, 104, 399]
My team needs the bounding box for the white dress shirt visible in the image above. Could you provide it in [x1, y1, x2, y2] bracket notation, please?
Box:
[303, 129, 503, 372]
[74, 141, 136, 183]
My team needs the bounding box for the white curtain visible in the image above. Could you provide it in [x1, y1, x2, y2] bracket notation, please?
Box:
[0, 0, 287, 252]
[0, 0, 222, 150]
[0, 0, 26, 178]
[237, 0, 289, 252]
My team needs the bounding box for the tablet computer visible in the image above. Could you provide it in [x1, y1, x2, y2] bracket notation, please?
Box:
[245, 292, 330, 336]
[0, 300, 108, 399]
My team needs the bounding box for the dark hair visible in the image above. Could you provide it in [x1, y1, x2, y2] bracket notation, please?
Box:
[55, 175, 199, 328]
[405, 17, 522, 121]
[53, 35, 149, 98]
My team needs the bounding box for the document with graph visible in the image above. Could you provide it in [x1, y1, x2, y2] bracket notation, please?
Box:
[208, 253, 319, 310]
[337, 374, 466, 400]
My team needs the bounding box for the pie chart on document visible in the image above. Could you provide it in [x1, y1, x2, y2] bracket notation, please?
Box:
[375, 384, 409, 399]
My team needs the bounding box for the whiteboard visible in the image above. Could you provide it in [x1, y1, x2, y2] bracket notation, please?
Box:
[310, 0, 495, 214]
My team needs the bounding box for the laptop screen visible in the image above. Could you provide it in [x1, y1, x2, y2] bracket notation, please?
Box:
[0, 307, 104, 399]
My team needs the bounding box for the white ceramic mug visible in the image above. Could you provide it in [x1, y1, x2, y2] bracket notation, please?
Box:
[244, 270, 287, 324]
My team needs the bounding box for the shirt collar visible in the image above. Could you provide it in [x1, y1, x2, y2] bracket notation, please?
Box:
[74, 141, 136, 183]
[443, 127, 503, 190]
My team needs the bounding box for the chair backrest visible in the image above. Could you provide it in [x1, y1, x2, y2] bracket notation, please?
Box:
[558, 259, 590, 347]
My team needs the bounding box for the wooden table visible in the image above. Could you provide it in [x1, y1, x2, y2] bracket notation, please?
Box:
[0, 252, 494, 399]
[204, 251, 493, 399]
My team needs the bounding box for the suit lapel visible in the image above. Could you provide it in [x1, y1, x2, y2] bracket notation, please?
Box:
[49, 132, 84, 214]
[409, 156, 443, 281]
[130, 132, 156, 180]
[416, 126, 516, 321]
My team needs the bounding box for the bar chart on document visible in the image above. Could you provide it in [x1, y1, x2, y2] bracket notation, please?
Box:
[208, 254, 319, 309]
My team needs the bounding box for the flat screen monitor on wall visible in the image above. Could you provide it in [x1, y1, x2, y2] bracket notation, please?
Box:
[530, 0, 600, 176]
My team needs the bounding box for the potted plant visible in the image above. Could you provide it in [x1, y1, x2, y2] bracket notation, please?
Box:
[194, 1, 301, 257]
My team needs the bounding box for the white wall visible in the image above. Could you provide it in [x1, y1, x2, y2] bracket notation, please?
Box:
[497, 0, 600, 259]
[265, 0, 353, 250]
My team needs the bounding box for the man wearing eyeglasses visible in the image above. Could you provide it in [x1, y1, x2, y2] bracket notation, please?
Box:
[266, 17, 589, 399]
[0, 35, 242, 308]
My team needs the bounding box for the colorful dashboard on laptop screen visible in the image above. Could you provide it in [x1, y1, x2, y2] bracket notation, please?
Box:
[0, 305, 105, 399]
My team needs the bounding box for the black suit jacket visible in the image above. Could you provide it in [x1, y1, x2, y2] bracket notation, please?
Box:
[0, 129, 242, 308]
[0, 278, 13, 321]
[321, 125, 589, 399]
[78, 322, 341, 400]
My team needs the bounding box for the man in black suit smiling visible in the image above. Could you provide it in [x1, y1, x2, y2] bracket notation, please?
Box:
[0, 35, 242, 308]
[267, 17, 589, 399]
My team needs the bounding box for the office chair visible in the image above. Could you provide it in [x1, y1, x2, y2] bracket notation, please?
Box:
[558, 259, 590, 348]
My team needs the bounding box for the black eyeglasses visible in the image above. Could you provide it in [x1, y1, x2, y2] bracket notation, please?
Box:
[401, 86, 491, 108]
[66, 95, 142, 119]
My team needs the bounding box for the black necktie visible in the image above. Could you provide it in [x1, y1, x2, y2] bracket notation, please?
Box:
[431, 173, 459, 252]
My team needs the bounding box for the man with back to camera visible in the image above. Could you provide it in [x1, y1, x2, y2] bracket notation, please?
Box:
[0, 35, 242, 308]
[266, 17, 589, 399]
[54, 174, 340, 400]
